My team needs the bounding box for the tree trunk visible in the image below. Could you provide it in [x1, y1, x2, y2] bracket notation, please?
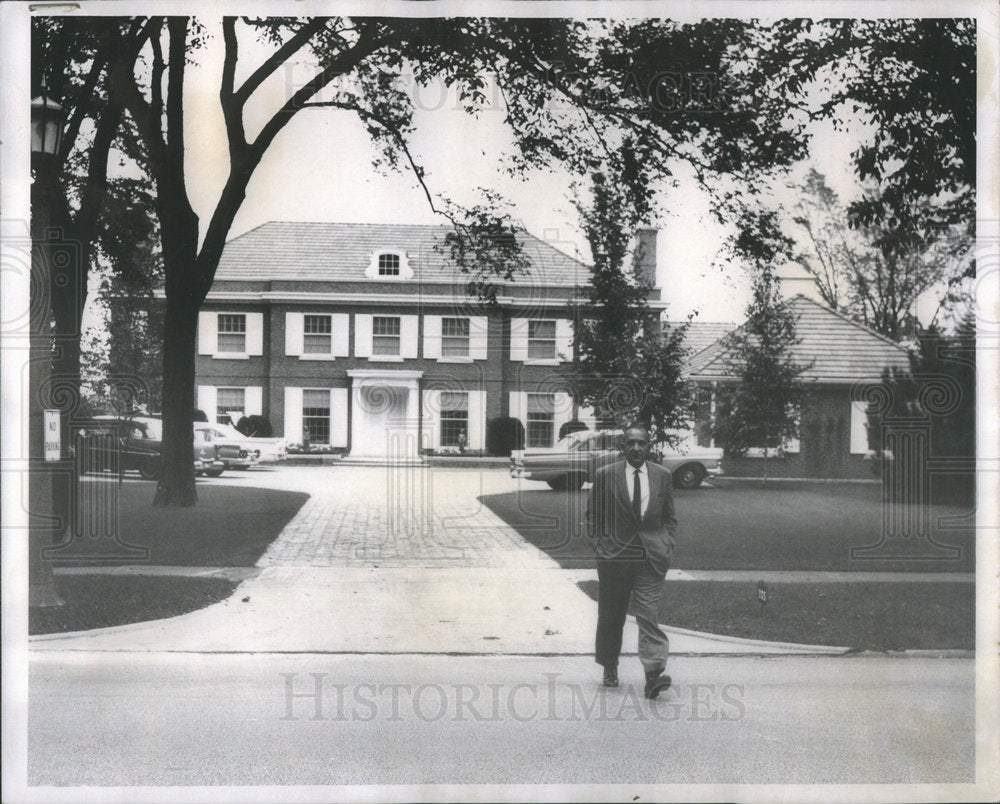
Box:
[152, 291, 198, 507]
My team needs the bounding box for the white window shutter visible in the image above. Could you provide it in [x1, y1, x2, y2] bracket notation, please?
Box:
[330, 388, 349, 447]
[510, 318, 529, 362]
[331, 314, 350, 357]
[784, 406, 801, 454]
[422, 389, 441, 449]
[246, 313, 264, 355]
[284, 387, 304, 442]
[850, 401, 869, 454]
[355, 314, 373, 357]
[245, 386, 263, 416]
[470, 316, 488, 361]
[198, 312, 217, 355]
[556, 319, 574, 363]
[553, 392, 573, 438]
[400, 315, 419, 358]
[285, 313, 304, 356]
[423, 315, 442, 360]
[197, 386, 217, 419]
[468, 390, 486, 450]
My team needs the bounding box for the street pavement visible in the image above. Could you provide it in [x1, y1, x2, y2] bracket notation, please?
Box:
[25, 465, 981, 791]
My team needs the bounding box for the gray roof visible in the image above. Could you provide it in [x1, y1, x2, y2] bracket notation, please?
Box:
[214, 221, 590, 287]
[685, 295, 912, 384]
[667, 321, 737, 357]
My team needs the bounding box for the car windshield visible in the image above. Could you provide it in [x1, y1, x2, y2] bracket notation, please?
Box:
[211, 422, 247, 440]
[555, 433, 586, 451]
[123, 417, 161, 440]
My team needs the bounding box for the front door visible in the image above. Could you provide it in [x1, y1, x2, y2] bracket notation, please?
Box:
[351, 384, 420, 459]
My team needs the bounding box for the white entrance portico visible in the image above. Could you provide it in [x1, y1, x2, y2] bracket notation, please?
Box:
[347, 369, 423, 461]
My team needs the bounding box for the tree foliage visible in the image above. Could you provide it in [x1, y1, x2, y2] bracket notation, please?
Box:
[712, 212, 810, 483]
[869, 312, 975, 502]
[566, 167, 691, 442]
[788, 169, 972, 339]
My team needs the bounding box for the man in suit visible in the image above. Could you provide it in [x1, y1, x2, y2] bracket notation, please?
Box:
[586, 422, 677, 699]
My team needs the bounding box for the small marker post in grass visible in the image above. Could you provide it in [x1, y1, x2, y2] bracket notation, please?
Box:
[757, 580, 768, 615]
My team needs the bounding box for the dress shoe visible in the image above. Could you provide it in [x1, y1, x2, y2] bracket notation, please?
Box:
[602, 665, 619, 688]
[644, 673, 672, 699]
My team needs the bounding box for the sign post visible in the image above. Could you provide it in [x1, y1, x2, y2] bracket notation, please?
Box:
[44, 409, 61, 462]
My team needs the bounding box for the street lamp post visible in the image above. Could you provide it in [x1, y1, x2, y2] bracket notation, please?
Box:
[29, 87, 66, 608]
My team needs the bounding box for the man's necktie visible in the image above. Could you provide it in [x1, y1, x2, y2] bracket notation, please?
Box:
[632, 468, 642, 519]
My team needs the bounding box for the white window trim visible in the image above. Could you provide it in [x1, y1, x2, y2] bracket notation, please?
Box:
[364, 249, 414, 280]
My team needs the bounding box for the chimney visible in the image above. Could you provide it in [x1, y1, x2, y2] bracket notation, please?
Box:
[633, 228, 658, 288]
[775, 263, 824, 305]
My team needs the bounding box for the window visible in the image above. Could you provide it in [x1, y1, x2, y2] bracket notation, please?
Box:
[216, 388, 245, 425]
[441, 317, 470, 357]
[439, 392, 469, 447]
[526, 393, 555, 448]
[372, 316, 401, 356]
[378, 253, 400, 276]
[217, 314, 246, 353]
[302, 389, 331, 444]
[303, 314, 332, 354]
[527, 320, 557, 360]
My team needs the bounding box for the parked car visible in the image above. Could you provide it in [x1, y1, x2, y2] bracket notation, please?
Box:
[510, 429, 723, 490]
[205, 421, 287, 465]
[78, 415, 228, 479]
[193, 422, 258, 470]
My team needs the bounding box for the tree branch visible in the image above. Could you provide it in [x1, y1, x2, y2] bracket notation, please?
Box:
[233, 17, 333, 105]
[220, 17, 245, 155]
[197, 24, 392, 294]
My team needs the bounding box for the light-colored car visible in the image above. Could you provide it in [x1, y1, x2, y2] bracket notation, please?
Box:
[510, 429, 723, 490]
[207, 422, 287, 465]
[194, 422, 259, 470]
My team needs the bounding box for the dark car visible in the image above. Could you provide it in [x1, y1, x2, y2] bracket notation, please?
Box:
[76, 416, 228, 480]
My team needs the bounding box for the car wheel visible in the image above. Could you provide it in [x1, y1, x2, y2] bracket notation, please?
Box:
[138, 460, 161, 480]
[564, 473, 586, 491]
[673, 464, 704, 489]
[546, 476, 569, 491]
[204, 468, 225, 478]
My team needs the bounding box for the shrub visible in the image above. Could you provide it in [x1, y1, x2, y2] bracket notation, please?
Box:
[193, 408, 209, 422]
[486, 417, 525, 456]
[237, 415, 273, 437]
[559, 420, 590, 439]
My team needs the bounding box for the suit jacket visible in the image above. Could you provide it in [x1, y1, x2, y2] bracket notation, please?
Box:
[586, 460, 678, 575]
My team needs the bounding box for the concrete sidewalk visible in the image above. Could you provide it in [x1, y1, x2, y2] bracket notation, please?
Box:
[31, 466, 847, 656]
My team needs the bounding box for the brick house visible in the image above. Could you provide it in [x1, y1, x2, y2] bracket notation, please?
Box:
[684, 295, 912, 479]
[194, 222, 662, 459]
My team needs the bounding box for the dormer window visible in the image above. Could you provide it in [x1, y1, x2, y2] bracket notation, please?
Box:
[365, 249, 413, 280]
[378, 253, 400, 276]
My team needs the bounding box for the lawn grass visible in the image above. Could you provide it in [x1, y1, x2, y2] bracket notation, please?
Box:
[576, 580, 974, 651]
[480, 480, 974, 572]
[29, 575, 240, 635]
[47, 479, 309, 567]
